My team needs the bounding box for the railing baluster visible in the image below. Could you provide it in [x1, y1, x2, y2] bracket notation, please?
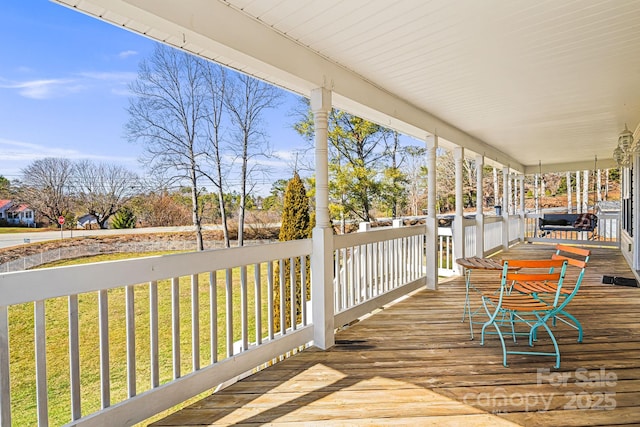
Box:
[267, 262, 274, 340]
[370, 243, 376, 296]
[171, 277, 181, 379]
[254, 263, 262, 345]
[68, 294, 81, 420]
[289, 257, 296, 330]
[382, 241, 388, 292]
[150, 281, 159, 388]
[225, 269, 233, 357]
[98, 290, 110, 408]
[125, 285, 136, 397]
[334, 251, 340, 311]
[391, 239, 395, 288]
[341, 248, 347, 309]
[191, 274, 200, 370]
[240, 266, 248, 351]
[0, 306, 11, 426]
[279, 259, 286, 335]
[364, 244, 370, 299]
[301, 256, 307, 326]
[209, 271, 218, 363]
[350, 247, 356, 304]
[34, 300, 48, 427]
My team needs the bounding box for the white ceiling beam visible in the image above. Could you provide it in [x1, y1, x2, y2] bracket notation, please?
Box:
[523, 158, 618, 175]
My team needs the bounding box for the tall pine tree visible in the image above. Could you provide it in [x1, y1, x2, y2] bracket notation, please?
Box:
[273, 173, 312, 331]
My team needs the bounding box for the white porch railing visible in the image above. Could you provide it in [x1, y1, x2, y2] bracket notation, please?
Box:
[3, 210, 619, 426]
[483, 216, 503, 254]
[437, 227, 454, 276]
[464, 219, 477, 258]
[333, 224, 426, 327]
[508, 214, 520, 245]
[524, 212, 620, 247]
[0, 240, 314, 427]
[437, 215, 508, 276]
[0, 223, 428, 427]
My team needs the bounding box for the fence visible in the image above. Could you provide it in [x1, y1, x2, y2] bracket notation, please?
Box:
[0, 240, 273, 273]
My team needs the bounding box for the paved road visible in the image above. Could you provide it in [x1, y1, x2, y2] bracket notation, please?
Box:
[0, 226, 201, 249]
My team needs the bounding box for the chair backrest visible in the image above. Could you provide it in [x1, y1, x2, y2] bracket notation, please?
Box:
[552, 244, 590, 296]
[549, 245, 590, 311]
[552, 244, 590, 269]
[499, 259, 569, 305]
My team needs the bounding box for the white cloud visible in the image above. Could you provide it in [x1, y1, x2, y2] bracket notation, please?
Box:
[0, 138, 138, 178]
[0, 78, 84, 99]
[76, 71, 137, 81]
[0, 70, 137, 99]
[118, 50, 138, 59]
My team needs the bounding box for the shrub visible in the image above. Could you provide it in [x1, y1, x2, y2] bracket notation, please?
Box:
[111, 206, 137, 229]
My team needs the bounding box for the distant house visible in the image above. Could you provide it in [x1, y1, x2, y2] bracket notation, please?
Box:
[0, 199, 36, 226]
[77, 213, 99, 229]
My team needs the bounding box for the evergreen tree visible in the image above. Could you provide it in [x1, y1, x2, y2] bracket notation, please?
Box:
[111, 206, 137, 229]
[273, 173, 311, 332]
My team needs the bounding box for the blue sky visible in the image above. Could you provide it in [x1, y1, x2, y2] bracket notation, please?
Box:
[0, 0, 307, 194]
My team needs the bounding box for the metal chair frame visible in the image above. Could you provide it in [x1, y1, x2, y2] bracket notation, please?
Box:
[480, 259, 570, 368]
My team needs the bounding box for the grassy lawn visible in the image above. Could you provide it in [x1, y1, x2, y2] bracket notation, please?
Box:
[9, 251, 281, 426]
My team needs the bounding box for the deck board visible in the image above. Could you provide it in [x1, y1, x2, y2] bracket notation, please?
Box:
[150, 244, 640, 426]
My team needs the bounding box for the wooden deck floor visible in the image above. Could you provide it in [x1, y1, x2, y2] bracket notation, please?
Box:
[151, 244, 640, 426]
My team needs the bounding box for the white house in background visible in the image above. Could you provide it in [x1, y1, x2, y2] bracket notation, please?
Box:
[0, 199, 36, 227]
[77, 213, 99, 229]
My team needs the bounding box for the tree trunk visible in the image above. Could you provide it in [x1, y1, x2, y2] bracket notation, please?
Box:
[190, 169, 204, 251]
[218, 187, 230, 248]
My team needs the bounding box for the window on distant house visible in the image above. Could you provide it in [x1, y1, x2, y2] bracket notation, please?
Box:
[26, 211, 32, 219]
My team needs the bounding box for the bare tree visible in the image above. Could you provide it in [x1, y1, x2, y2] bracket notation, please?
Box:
[74, 160, 139, 228]
[200, 62, 232, 247]
[402, 145, 428, 216]
[225, 73, 281, 246]
[126, 44, 207, 250]
[18, 157, 74, 225]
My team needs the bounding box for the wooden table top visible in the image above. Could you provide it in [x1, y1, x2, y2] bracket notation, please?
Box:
[455, 257, 505, 270]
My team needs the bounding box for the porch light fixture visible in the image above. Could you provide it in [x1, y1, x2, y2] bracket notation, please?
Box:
[613, 124, 637, 167]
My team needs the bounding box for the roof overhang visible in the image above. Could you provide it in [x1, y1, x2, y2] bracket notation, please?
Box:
[53, 0, 640, 174]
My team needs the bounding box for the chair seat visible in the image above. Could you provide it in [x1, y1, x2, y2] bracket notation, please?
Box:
[484, 294, 550, 311]
[512, 280, 571, 295]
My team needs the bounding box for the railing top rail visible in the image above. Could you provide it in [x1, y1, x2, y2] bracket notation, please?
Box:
[0, 238, 312, 306]
[333, 224, 424, 249]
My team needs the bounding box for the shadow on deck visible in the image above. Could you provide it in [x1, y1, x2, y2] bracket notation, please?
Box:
[150, 244, 640, 426]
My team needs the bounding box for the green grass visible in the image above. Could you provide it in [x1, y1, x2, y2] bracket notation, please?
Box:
[8, 251, 280, 426]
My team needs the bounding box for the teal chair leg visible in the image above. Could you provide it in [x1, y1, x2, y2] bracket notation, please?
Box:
[558, 310, 583, 343]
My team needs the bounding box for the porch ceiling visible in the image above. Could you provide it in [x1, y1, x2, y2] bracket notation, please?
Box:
[54, 0, 640, 173]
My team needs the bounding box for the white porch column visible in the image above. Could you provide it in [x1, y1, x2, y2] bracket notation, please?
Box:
[493, 167, 499, 209]
[425, 135, 438, 290]
[502, 167, 509, 250]
[507, 172, 516, 214]
[576, 170, 581, 214]
[534, 173, 539, 213]
[475, 154, 485, 258]
[519, 174, 525, 241]
[632, 154, 640, 270]
[310, 87, 334, 350]
[454, 147, 465, 272]
[567, 171, 573, 214]
[583, 170, 589, 212]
